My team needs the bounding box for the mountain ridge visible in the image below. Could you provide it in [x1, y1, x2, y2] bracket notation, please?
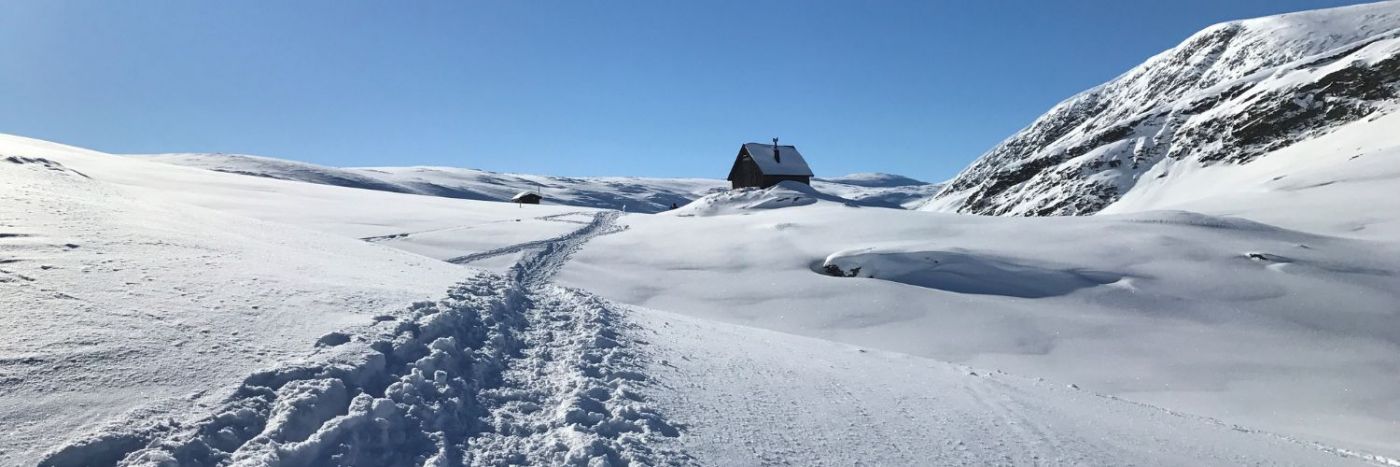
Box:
[923, 1, 1400, 216]
[137, 152, 941, 213]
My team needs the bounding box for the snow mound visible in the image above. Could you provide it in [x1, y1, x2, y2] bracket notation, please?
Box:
[670, 181, 879, 217]
[821, 249, 1123, 298]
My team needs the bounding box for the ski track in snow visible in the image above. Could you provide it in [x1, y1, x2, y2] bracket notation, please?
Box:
[40, 210, 685, 467]
[359, 216, 552, 243]
[443, 212, 621, 266]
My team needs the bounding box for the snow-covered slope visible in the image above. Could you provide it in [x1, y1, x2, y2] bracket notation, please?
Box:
[924, 1, 1400, 217]
[1103, 106, 1400, 240]
[813, 173, 944, 209]
[0, 139, 473, 465]
[140, 153, 724, 214]
[10, 132, 1388, 464]
[141, 153, 941, 212]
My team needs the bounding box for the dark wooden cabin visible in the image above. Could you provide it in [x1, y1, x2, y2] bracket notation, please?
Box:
[511, 191, 542, 205]
[727, 139, 813, 189]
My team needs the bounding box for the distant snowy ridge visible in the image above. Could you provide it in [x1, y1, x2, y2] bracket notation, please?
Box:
[138, 153, 722, 214]
[140, 153, 940, 213]
[924, 1, 1400, 216]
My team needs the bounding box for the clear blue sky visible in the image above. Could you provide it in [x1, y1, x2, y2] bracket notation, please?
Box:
[0, 0, 1374, 180]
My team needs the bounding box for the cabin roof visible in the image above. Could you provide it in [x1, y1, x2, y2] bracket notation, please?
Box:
[511, 191, 541, 201]
[738, 143, 813, 177]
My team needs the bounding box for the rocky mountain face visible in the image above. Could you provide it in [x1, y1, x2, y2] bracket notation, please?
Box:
[922, 1, 1400, 216]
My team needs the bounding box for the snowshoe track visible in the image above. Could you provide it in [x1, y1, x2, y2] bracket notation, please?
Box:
[42, 211, 683, 467]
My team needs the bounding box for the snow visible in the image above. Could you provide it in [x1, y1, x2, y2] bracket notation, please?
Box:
[144, 152, 939, 212]
[816, 172, 930, 188]
[812, 173, 944, 209]
[7, 130, 1400, 465]
[10, 4, 1400, 458]
[1102, 106, 1400, 240]
[561, 197, 1400, 457]
[641, 308, 1366, 466]
[737, 143, 813, 177]
[0, 140, 467, 465]
[142, 153, 726, 214]
[923, 0, 1400, 216]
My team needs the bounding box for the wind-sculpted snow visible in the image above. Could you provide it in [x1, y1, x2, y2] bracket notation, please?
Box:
[925, 1, 1400, 216]
[41, 211, 683, 467]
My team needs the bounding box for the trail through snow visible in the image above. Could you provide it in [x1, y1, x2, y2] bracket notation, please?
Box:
[444, 212, 610, 267]
[34, 206, 1390, 466]
[42, 211, 685, 467]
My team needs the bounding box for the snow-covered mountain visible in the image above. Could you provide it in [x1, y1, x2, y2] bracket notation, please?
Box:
[924, 1, 1400, 216]
[141, 153, 940, 213]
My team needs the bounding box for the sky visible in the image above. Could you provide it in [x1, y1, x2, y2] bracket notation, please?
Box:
[0, 0, 1379, 181]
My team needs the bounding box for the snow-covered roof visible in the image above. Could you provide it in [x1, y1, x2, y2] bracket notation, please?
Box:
[511, 191, 541, 201]
[740, 143, 814, 177]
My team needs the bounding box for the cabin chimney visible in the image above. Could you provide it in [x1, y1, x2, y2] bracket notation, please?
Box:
[772, 137, 781, 163]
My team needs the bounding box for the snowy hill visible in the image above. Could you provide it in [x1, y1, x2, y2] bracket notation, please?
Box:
[924, 1, 1400, 217]
[813, 172, 944, 209]
[142, 153, 941, 213]
[139, 153, 724, 214]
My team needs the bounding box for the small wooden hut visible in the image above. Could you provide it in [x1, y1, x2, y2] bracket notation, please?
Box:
[726, 138, 813, 189]
[511, 191, 542, 205]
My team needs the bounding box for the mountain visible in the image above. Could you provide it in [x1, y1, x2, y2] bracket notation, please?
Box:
[140, 153, 940, 212]
[923, 1, 1400, 217]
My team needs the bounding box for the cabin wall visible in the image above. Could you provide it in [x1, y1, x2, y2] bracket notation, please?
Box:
[730, 157, 765, 189]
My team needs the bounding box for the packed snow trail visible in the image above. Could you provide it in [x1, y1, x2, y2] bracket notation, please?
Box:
[444, 212, 608, 266]
[41, 211, 683, 466]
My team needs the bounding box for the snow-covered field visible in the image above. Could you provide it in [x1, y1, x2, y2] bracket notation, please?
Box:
[561, 186, 1400, 458]
[550, 106, 1400, 459]
[7, 129, 1399, 465]
[0, 134, 585, 465]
